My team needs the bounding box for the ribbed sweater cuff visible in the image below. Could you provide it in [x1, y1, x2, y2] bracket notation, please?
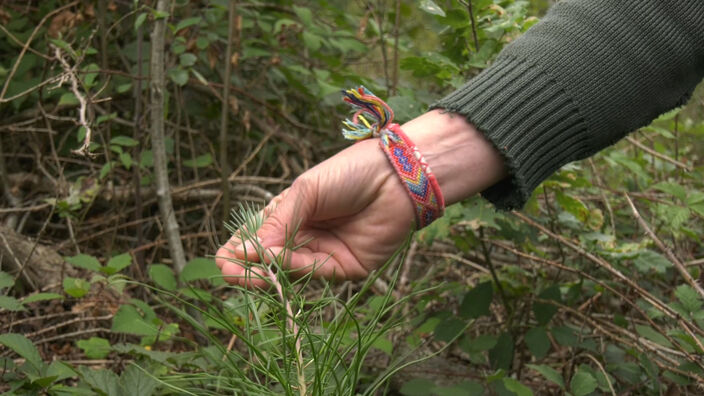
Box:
[431, 57, 590, 210]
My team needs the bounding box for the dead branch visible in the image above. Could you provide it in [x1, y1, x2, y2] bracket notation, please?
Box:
[624, 193, 704, 298]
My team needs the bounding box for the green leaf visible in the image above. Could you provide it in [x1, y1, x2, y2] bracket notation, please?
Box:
[635, 325, 673, 348]
[58, 92, 79, 106]
[79, 366, 120, 396]
[119, 152, 133, 170]
[110, 135, 139, 147]
[168, 68, 189, 86]
[460, 334, 497, 353]
[432, 381, 484, 396]
[180, 257, 224, 286]
[111, 305, 158, 336]
[489, 332, 514, 370]
[134, 13, 147, 31]
[0, 295, 25, 311]
[179, 53, 197, 67]
[634, 250, 672, 274]
[653, 181, 687, 201]
[148, 264, 177, 291]
[302, 31, 322, 51]
[551, 326, 578, 347]
[400, 378, 435, 396]
[419, 0, 446, 17]
[77, 337, 111, 359]
[104, 253, 131, 275]
[434, 317, 466, 343]
[183, 153, 213, 168]
[63, 277, 91, 298]
[120, 364, 158, 395]
[65, 254, 101, 272]
[527, 364, 565, 389]
[459, 281, 493, 319]
[0, 333, 43, 372]
[174, 16, 201, 33]
[675, 284, 702, 313]
[570, 370, 598, 396]
[525, 327, 551, 359]
[23, 292, 63, 304]
[556, 191, 589, 223]
[533, 285, 561, 325]
[0, 270, 14, 289]
[502, 378, 533, 396]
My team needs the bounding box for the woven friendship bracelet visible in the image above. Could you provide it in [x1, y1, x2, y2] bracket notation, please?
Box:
[341, 86, 445, 229]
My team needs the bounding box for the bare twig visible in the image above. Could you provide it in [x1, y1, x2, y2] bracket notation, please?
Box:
[626, 136, 692, 171]
[53, 46, 95, 157]
[220, 0, 236, 235]
[624, 193, 704, 298]
[150, 0, 187, 274]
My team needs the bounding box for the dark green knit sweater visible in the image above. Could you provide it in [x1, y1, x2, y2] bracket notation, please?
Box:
[433, 0, 704, 210]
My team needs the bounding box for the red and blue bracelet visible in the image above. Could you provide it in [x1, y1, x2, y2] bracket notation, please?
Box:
[341, 86, 445, 229]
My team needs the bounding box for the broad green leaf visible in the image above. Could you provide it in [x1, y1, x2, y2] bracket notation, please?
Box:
[0, 333, 43, 372]
[134, 13, 147, 31]
[302, 31, 322, 51]
[180, 257, 224, 286]
[148, 264, 177, 291]
[635, 325, 673, 348]
[63, 277, 91, 298]
[183, 153, 213, 168]
[111, 305, 158, 336]
[419, 0, 446, 17]
[489, 332, 514, 370]
[653, 181, 687, 201]
[551, 326, 578, 347]
[533, 285, 561, 325]
[168, 68, 189, 86]
[399, 378, 435, 396]
[674, 284, 702, 312]
[525, 326, 550, 359]
[527, 364, 565, 389]
[65, 254, 101, 272]
[556, 191, 589, 223]
[634, 250, 672, 274]
[179, 53, 197, 67]
[120, 364, 158, 395]
[570, 370, 598, 396]
[174, 16, 201, 33]
[79, 366, 120, 396]
[104, 253, 132, 275]
[23, 292, 63, 304]
[110, 135, 139, 147]
[502, 378, 533, 396]
[0, 271, 14, 289]
[432, 380, 484, 396]
[58, 92, 79, 106]
[434, 317, 466, 343]
[459, 281, 493, 319]
[460, 334, 497, 353]
[77, 337, 111, 359]
[0, 295, 25, 311]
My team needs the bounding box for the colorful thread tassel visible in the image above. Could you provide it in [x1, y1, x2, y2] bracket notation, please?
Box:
[340, 86, 445, 229]
[341, 86, 394, 140]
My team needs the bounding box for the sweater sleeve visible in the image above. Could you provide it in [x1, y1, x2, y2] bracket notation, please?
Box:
[432, 0, 704, 210]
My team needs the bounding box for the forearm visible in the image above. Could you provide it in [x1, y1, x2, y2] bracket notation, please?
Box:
[401, 109, 507, 206]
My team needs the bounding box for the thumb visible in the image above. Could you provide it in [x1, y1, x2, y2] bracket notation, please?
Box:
[235, 178, 316, 258]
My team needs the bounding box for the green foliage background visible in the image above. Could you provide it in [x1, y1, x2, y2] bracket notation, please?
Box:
[1, 0, 703, 395]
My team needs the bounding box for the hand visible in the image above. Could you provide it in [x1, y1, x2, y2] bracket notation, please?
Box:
[215, 109, 507, 288]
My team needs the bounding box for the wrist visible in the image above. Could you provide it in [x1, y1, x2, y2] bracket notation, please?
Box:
[401, 109, 507, 205]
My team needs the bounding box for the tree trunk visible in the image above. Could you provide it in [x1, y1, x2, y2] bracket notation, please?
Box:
[150, 0, 187, 273]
